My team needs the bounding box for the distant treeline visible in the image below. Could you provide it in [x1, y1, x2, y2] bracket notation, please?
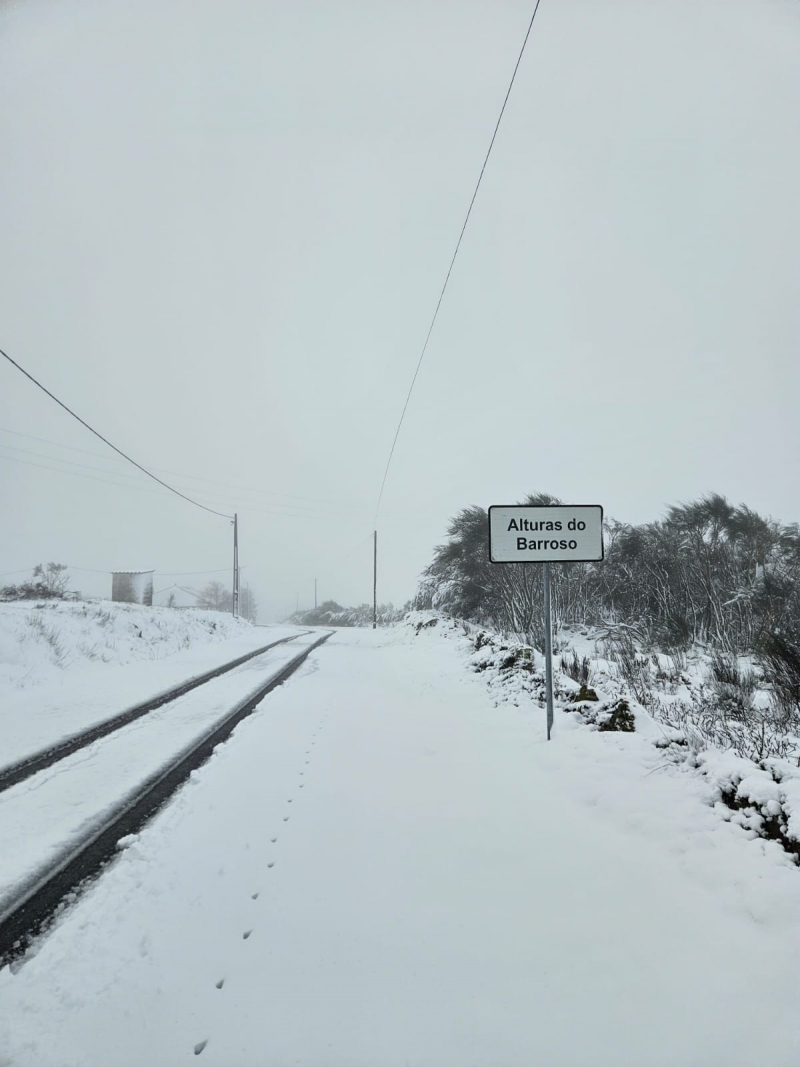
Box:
[289, 600, 406, 628]
[415, 493, 800, 656]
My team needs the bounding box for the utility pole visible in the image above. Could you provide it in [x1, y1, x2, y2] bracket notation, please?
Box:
[232, 512, 239, 618]
[314, 578, 317, 609]
[373, 529, 377, 630]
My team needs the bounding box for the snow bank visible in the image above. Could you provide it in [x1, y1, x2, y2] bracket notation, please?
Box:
[0, 603, 303, 775]
[0, 600, 251, 692]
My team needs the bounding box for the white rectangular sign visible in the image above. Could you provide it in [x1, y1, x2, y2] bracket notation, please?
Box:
[489, 505, 604, 563]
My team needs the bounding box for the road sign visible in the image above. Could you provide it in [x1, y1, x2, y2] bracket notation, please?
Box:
[488, 504, 604, 563]
[488, 504, 604, 741]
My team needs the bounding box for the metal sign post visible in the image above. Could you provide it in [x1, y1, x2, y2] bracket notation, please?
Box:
[488, 504, 604, 741]
[542, 560, 554, 741]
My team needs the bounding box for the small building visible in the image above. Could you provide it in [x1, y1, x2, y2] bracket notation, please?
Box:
[111, 570, 154, 606]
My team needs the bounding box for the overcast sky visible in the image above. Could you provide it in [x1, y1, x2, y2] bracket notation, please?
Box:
[1, 0, 798, 621]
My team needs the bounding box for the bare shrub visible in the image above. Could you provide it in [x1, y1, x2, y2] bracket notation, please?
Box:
[605, 633, 653, 706]
[656, 612, 694, 652]
[759, 633, 800, 725]
[1, 563, 71, 601]
[26, 615, 69, 668]
[652, 694, 796, 764]
[650, 652, 686, 691]
[559, 649, 593, 686]
[708, 651, 757, 717]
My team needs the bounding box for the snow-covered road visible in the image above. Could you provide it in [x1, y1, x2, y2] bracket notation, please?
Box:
[1, 626, 799, 1066]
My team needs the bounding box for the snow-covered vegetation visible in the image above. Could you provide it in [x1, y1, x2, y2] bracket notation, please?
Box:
[0, 599, 253, 692]
[416, 493, 800, 760]
[410, 493, 800, 867]
[288, 599, 406, 628]
[417, 493, 799, 652]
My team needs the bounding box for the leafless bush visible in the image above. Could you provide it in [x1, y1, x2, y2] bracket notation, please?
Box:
[597, 621, 650, 647]
[731, 708, 797, 763]
[650, 651, 686, 691]
[708, 651, 758, 717]
[523, 621, 545, 655]
[652, 694, 797, 764]
[559, 649, 593, 686]
[26, 615, 69, 668]
[605, 633, 653, 706]
[759, 633, 800, 725]
[1, 563, 71, 601]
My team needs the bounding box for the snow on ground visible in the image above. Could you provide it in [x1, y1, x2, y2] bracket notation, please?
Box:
[0, 599, 302, 769]
[0, 600, 254, 690]
[1, 624, 799, 1066]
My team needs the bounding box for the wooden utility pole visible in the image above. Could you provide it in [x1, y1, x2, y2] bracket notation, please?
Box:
[373, 529, 377, 629]
[232, 513, 239, 618]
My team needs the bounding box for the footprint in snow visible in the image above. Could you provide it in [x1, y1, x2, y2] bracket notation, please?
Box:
[194, 1040, 208, 1055]
[243, 929, 253, 940]
[270, 837, 277, 843]
[283, 816, 290, 822]
[215, 979, 225, 989]
[251, 892, 259, 900]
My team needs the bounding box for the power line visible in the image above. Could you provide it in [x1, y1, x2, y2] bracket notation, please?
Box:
[0, 451, 190, 499]
[0, 347, 233, 520]
[2, 564, 241, 580]
[321, 531, 375, 577]
[373, 0, 545, 522]
[0, 442, 338, 518]
[0, 451, 335, 522]
[158, 567, 245, 576]
[0, 451, 239, 507]
[0, 426, 366, 509]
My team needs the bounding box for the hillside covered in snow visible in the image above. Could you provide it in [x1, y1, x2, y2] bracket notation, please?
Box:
[0, 600, 252, 693]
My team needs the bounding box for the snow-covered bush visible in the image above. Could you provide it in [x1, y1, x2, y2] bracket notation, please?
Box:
[417, 493, 800, 656]
[566, 696, 635, 733]
[1, 562, 72, 602]
[289, 600, 405, 628]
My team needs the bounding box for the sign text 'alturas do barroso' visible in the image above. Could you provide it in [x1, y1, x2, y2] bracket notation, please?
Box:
[488, 505, 604, 563]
